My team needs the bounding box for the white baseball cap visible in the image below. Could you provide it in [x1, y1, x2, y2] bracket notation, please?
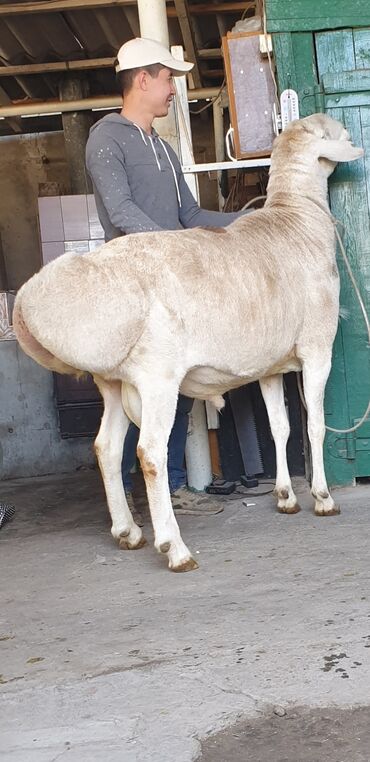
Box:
[115, 37, 194, 77]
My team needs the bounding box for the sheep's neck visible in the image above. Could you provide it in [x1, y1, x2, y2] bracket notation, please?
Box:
[266, 168, 329, 209]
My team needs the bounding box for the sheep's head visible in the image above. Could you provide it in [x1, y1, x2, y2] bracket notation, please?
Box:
[282, 113, 363, 173]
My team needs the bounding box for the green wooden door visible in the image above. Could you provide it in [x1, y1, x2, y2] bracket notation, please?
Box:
[273, 28, 370, 485]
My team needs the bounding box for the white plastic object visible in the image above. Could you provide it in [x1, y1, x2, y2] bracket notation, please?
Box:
[259, 33, 273, 55]
[185, 400, 212, 490]
[225, 125, 237, 161]
[280, 89, 299, 130]
[272, 103, 282, 136]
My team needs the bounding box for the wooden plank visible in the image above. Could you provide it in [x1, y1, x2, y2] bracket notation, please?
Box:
[0, 0, 135, 13]
[0, 50, 221, 78]
[354, 28, 370, 70]
[0, 0, 249, 16]
[0, 85, 22, 133]
[316, 28, 370, 480]
[272, 31, 318, 116]
[322, 69, 370, 94]
[316, 29, 356, 77]
[0, 58, 115, 77]
[174, 0, 201, 87]
[169, 2, 250, 15]
[265, 0, 370, 33]
[315, 32, 358, 484]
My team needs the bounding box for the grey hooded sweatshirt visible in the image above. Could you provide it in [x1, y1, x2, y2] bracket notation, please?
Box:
[85, 113, 244, 241]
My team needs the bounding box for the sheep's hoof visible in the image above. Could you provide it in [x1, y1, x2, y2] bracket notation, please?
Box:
[171, 557, 199, 573]
[315, 505, 341, 517]
[277, 503, 301, 515]
[119, 535, 147, 550]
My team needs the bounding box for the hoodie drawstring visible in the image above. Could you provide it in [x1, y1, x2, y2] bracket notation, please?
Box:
[149, 136, 162, 172]
[159, 138, 182, 208]
[133, 122, 148, 146]
[132, 123, 181, 208]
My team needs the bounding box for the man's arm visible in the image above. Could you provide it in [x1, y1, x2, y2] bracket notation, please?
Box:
[86, 136, 162, 235]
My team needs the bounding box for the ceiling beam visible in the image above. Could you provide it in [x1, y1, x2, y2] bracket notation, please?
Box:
[0, 87, 220, 118]
[168, 2, 252, 15]
[0, 58, 115, 78]
[0, 50, 222, 78]
[174, 0, 201, 88]
[0, 0, 250, 16]
[0, 86, 22, 132]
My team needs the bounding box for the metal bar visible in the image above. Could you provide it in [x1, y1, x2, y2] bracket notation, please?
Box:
[0, 88, 220, 118]
[182, 158, 271, 173]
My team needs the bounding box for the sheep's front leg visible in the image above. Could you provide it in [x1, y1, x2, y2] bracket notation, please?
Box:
[302, 360, 340, 516]
[94, 376, 146, 549]
[259, 375, 300, 514]
[136, 381, 198, 572]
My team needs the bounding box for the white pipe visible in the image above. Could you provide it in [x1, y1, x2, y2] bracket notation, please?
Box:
[212, 98, 225, 210]
[185, 400, 213, 491]
[0, 89, 220, 119]
[137, 0, 169, 46]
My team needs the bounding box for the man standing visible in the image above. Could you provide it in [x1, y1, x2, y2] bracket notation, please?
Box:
[86, 37, 245, 519]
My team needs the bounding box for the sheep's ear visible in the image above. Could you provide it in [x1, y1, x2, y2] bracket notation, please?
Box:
[316, 138, 364, 163]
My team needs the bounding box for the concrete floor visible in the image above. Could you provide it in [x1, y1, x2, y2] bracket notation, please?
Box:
[1, 469, 370, 761]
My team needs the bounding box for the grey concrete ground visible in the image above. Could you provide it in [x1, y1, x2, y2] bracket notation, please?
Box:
[1, 469, 370, 761]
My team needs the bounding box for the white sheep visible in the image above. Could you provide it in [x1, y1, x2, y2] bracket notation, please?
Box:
[13, 113, 363, 572]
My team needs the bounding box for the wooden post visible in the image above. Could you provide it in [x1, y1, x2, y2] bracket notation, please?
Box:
[59, 75, 93, 195]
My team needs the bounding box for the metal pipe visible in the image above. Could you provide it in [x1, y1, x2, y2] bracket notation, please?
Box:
[212, 98, 225, 210]
[137, 0, 169, 46]
[0, 89, 219, 119]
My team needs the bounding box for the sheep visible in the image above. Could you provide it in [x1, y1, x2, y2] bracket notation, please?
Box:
[13, 113, 363, 572]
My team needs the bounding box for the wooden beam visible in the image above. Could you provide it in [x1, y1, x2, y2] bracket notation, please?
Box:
[0, 49, 223, 78]
[0, 58, 115, 78]
[174, 0, 201, 88]
[170, 2, 253, 15]
[0, 0, 251, 17]
[0, 86, 22, 133]
[0, 0, 136, 14]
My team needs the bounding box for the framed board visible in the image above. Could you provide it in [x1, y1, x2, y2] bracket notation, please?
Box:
[222, 31, 277, 158]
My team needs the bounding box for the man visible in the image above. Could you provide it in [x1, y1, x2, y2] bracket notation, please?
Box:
[85, 37, 246, 519]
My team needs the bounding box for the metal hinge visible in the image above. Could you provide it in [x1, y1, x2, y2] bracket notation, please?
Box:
[326, 432, 356, 460]
[300, 84, 325, 117]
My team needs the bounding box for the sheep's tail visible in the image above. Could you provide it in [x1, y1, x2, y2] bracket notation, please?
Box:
[13, 293, 83, 377]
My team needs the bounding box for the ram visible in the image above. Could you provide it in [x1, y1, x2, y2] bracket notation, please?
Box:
[13, 114, 363, 572]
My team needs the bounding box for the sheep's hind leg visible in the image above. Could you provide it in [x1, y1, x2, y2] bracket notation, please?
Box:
[259, 375, 300, 514]
[302, 359, 340, 516]
[94, 376, 146, 549]
[136, 379, 198, 572]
